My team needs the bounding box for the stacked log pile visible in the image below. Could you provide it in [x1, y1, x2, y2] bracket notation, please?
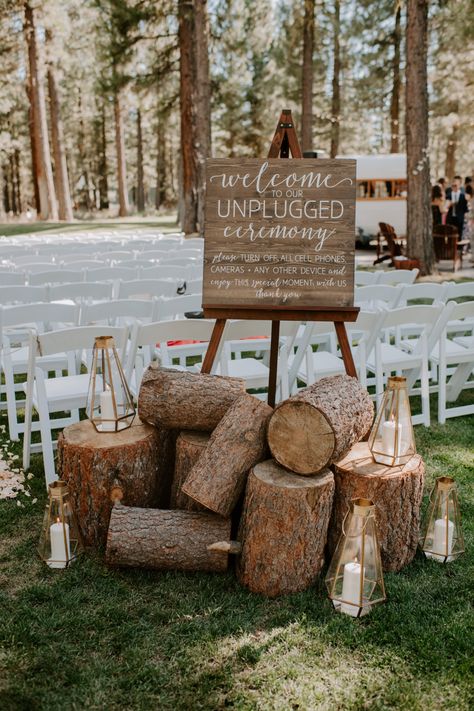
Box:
[59, 365, 425, 596]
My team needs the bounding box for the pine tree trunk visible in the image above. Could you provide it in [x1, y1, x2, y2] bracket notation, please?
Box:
[114, 89, 129, 218]
[47, 50, 73, 221]
[14, 149, 22, 214]
[8, 154, 17, 214]
[155, 115, 167, 209]
[330, 0, 341, 159]
[27, 101, 40, 212]
[24, 1, 58, 221]
[405, 0, 434, 274]
[301, 0, 315, 153]
[98, 103, 109, 209]
[194, 0, 211, 236]
[3, 163, 11, 214]
[444, 123, 458, 183]
[136, 108, 145, 212]
[390, 2, 401, 153]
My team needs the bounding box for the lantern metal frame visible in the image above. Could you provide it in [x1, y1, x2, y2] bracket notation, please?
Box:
[325, 498, 386, 617]
[420, 476, 465, 563]
[87, 335, 135, 433]
[38, 480, 83, 569]
[368, 375, 416, 467]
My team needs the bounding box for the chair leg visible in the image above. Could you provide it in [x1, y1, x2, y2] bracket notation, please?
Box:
[35, 383, 56, 487]
[4, 368, 20, 441]
[438, 358, 447, 425]
[420, 358, 430, 427]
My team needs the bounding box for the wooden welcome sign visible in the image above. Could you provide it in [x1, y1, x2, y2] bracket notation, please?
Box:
[203, 158, 356, 310]
[200, 109, 360, 407]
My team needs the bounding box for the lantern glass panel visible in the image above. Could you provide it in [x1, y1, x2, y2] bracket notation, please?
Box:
[420, 477, 464, 563]
[368, 376, 416, 467]
[86, 335, 135, 433]
[325, 498, 386, 617]
[38, 481, 83, 568]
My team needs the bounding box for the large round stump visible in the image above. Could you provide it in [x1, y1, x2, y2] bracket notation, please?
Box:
[237, 459, 335, 597]
[171, 431, 210, 511]
[267, 375, 374, 475]
[329, 442, 425, 572]
[57, 418, 173, 547]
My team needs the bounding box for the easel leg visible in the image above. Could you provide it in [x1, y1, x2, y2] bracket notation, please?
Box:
[334, 321, 357, 378]
[201, 319, 226, 374]
[268, 321, 280, 407]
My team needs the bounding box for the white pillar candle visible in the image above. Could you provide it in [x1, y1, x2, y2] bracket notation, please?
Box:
[340, 560, 365, 617]
[100, 387, 115, 431]
[48, 519, 71, 569]
[381, 419, 403, 458]
[429, 517, 454, 562]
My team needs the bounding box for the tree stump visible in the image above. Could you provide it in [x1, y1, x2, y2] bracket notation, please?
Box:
[138, 365, 245, 431]
[171, 431, 210, 511]
[329, 442, 425, 572]
[106, 504, 231, 573]
[182, 394, 272, 517]
[57, 419, 174, 547]
[267, 374, 374, 475]
[236, 459, 335, 597]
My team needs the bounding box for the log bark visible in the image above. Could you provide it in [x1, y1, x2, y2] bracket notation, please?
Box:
[267, 374, 374, 475]
[237, 460, 335, 597]
[171, 430, 210, 511]
[329, 442, 425, 572]
[182, 394, 272, 517]
[57, 418, 174, 547]
[138, 365, 245, 431]
[106, 504, 231, 572]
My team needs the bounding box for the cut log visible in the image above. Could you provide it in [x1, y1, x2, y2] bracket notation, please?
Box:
[182, 394, 272, 517]
[267, 374, 374, 475]
[137, 365, 245, 431]
[236, 459, 335, 597]
[106, 504, 231, 572]
[329, 442, 425, 572]
[57, 418, 174, 547]
[171, 430, 210, 511]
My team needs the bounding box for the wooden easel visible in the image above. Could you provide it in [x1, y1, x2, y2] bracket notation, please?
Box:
[201, 109, 359, 406]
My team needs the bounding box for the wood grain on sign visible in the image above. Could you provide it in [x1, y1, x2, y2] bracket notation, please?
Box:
[203, 158, 356, 309]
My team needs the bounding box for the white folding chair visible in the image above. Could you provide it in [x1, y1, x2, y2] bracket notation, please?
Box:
[59, 260, 105, 270]
[432, 301, 474, 422]
[80, 299, 156, 326]
[377, 268, 419, 285]
[85, 266, 139, 282]
[183, 278, 203, 295]
[1, 302, 80, 441]
[0, 285, 49, 305]
[141, 265, 189, 281]
[48, 282, 114, 304]
[355, 284, 403, 311]
[398, 281, 449, 306]
[154, 294, 203, 321]
[126, 319, 215, 396]
[0, 273, 26, 286]
[355, 270, 381, 286]
[23, 325, 128, 486]
[29, 269, 85, 285]
[118, 279, 179, 300]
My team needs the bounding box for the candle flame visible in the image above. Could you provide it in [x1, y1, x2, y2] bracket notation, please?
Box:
[353, 556, 358, 563]
[56, 517, 61, 524]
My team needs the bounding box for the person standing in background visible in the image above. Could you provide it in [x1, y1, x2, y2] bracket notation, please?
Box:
[446, 175, 469, 238]
[431, 184, 447, 225]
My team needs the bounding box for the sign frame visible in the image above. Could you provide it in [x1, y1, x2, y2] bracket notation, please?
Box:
[200, 109, 360, 407]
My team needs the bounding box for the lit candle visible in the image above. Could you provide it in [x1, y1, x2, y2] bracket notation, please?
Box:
[381, 418, 404, 458]
[340, 559, 365, 617]
[47, 518, 71, 569]
[429, 516, 454, 562]
[100, 387, 115, 431]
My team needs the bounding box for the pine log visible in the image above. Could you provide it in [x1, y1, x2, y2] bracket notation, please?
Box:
[171, 430, 210, 511]
[329, 442, 425, 572]
[236, 459, 335, 597]
[137, 365, 245, 431]
[182, 394, 272, 517]
[57, 418, 174, 547]
[106, 504, 231, 572]
[267, 374, 374, 475]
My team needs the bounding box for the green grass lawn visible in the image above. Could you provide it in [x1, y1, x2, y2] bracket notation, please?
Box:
[0, 215, 180, 238]
[0, 394, 473, 711]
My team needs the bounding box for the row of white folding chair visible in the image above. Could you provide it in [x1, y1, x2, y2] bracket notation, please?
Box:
[354, 268, 419, 287]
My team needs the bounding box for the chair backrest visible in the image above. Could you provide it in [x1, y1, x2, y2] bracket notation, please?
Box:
[34, 325, 128, 360]
[183, 278, 203, 295]
[80, 299, 156, 326]
[445, 281, 474, 301]
[355, 284, 403, 310]
[13, 255, 53, 266]
[141, 265, 189, 280]
[21, 262, 59, 274]
[398, 281, 449, 305]
[433, 224, 458, 238]
[48, 281, 114, 303]
[0, 272, 26, 286]
[346, 310, 385, 358]
[379, 303, 453, 355]
[0, 284, 49, 304]
[59, 260, 105, 270]
[155, 294, 203, 321]
[118, 279, 178, 300]
[377, 268, 419, 285]
[354, 270, 381, 286]
[85, 266, 138, 282]
[378, 222, 402, 259]
[433, 233, 458, 260]
[446, 300, 474, 332]
[159, 257, 199, 267]
[94, 251, 135, 262]
[136, 249, 170, 260]
[29, 269, 85, 285]
[1, 301, 80, 331]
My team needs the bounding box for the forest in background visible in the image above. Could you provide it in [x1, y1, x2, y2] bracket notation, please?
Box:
[0, 0, 473, 233]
